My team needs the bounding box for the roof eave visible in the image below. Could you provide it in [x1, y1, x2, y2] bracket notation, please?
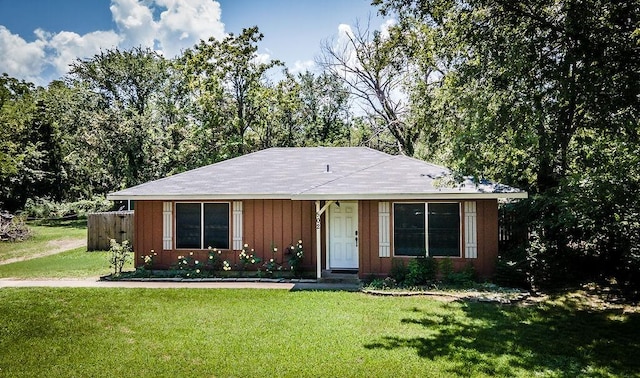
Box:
[292, 192, 529, 200]
[108, 191, 528, 201]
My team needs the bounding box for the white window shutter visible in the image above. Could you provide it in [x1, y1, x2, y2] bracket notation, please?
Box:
[162, 202, 172, 250]
[378, 202, 390, 257]
[464, 201, 478, 259]
[232, 201, 243, 250]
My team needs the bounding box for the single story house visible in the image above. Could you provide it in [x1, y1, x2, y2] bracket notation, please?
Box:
[107, 147, 527, 279]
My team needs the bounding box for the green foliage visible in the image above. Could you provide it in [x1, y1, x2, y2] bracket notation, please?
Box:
[389, 258, 409, 282]
[237, 243, 262, 272]
[108, 239, 132, 276]
[405, 256, 437, 286]
[22, 196, 112, 219]
[376, 0, 640, 298]
[286, 239, 304, 276]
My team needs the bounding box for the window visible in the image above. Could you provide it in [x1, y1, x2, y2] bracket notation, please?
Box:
[393, 202, 460, 257]
[176, 203, 230, 249]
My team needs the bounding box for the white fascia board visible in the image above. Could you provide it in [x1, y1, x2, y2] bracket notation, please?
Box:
[107, 191, 528, 201]
[106, 193, 294, 201]
[292, 192, 529, 200]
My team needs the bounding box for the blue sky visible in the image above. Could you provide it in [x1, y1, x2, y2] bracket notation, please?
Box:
[0, 0, 389, 86]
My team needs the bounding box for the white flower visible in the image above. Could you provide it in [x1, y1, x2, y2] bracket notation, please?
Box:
[209, 255, 213, 260]
[189, 252, 194, 256]
[244, 243, 248, 248]
[195, 260, 199, 264]
[273, 248, 278, 252]
[270, 258, 274, 262]
[196, 269, 200, 273]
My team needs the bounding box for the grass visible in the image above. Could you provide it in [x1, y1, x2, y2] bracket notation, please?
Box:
[0, 289, 638, 377]
[0, 219, 133, 278]
[0, 219, 86, 263]
[0, 247, 132, 278]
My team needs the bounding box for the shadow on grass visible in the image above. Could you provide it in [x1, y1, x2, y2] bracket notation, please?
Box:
[364, 299, 640, 376]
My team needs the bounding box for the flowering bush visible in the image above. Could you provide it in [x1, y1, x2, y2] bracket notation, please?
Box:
[205, 246, 223, 272]
[262, 244, 282, 277]
[108, 239, 132, 276]
[174, 252, 205, 278]
[287, 240, 304, 276]
[140, 250, 157, 270]
[237, 243, 261, 272]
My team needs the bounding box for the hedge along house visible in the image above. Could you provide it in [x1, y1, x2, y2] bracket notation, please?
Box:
[107, 147, 527, 279]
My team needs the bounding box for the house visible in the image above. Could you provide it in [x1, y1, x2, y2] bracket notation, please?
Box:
[107, 147, 527, 279]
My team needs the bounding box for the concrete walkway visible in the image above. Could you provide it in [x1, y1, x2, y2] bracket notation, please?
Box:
[0, 278, 360, 291]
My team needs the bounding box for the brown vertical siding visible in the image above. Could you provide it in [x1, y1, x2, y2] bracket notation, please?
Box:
[358, 199, 499, 279]
[133, 201, 163, 268]
[241, 199, 317, 271]
[136, 197, 500, 277]
[358, 200, 390, 278]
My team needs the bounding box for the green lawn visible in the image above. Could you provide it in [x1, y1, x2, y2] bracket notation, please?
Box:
[0, 220, 86, 263]
[0, 247, 131, 278]
[0, 289, 638, 377]
[0, 219, 132, 278]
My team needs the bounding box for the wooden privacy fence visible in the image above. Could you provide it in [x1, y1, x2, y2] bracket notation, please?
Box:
[87, 211, 134, 251]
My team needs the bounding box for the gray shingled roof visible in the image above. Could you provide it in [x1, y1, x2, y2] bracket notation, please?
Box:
[107, 147, 527, 200]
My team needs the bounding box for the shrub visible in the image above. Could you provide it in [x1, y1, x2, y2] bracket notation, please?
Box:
[286, 240, 304, 276]
[262, 243, 282, 277]
[405, 257, 437, 286]
[389, 258, 408, 283]
[23, 196, 112, 219]
[205, 247, 223, 272]
[443, 262, 476, 288]
[174, 252, 206, 278]
[108, 239, 132, 276]
[237, 243, 261, 272]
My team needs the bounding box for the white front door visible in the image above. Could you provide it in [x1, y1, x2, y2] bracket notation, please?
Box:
[328, 201, 358, 269]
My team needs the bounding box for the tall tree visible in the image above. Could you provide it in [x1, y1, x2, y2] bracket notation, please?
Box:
[318, 20, 421, 155]
[377, 0, 640, 292]
[183, 27, 282, 156]
[68, 47, 175, 189]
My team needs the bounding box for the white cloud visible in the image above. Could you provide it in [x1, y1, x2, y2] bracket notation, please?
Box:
[0, 0, 226, 86]
[155, 0, 225, 56]
[0, 26, 47, 84]
[47, 30, 121, 74]
[110, 0, 157, 48]
[290, 59, 315, 74]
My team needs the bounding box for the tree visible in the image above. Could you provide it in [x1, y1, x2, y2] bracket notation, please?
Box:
[318, 20, 422, 155]
[376, 0, 640, 293]
[183, 27, 283, 156]
[68, 47, 176, 189]
[297, 71, 352, 146]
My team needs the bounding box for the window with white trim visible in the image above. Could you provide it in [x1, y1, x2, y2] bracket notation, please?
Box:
[393, 202, 461, 257]
[175, 203, 230, 249]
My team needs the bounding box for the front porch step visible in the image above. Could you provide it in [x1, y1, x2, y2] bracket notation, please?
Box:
[319, 270, 361, 284]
